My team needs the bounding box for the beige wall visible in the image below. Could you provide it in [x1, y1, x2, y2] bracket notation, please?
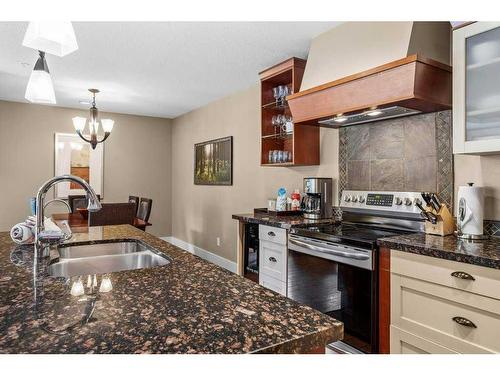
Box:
[0, 100, 172, 237]
[171, 85, 338, 262]
[454, 154, 500, 220]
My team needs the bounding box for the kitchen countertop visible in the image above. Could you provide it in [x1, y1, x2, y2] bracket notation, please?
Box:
[232, 212, 336, 229]
[378, 233, 500, 269]
[0, 225, 342, 353]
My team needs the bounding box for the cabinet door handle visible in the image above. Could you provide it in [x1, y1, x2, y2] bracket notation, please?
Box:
[267, 231, 276, 237]
[268, 256, 277, 263]
[451, 271, 475, 281]
[452, 316, 477, 328]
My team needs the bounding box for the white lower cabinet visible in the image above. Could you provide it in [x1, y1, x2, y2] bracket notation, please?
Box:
[258, 225, 287, 296]
[390, 326, 457, 354]
[390, 251, 500, 353]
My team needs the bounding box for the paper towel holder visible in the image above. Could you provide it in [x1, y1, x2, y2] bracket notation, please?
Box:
[456, 182, 490, 240]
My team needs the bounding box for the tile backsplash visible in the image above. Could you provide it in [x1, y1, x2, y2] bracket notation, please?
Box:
[338, 110, 453, 210]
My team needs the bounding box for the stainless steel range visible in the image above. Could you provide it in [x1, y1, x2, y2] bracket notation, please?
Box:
[287, 190, 425, 354]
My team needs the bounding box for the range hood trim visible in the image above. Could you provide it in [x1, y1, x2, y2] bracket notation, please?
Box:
[287, 54, 452, 125]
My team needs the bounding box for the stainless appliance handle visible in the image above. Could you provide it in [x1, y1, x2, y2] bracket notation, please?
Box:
[289, 238, 370, 260]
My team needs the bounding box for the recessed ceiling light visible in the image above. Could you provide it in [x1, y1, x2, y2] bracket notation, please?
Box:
[365, 107, 383, 117]
[79, 100, 91, 105]
[333, 114, 347, 123]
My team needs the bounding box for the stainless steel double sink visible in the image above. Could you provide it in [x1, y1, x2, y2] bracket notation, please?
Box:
[48, 240, 170, 278]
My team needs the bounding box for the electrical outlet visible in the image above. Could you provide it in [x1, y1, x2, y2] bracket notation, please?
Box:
[216, 237, 221, 247]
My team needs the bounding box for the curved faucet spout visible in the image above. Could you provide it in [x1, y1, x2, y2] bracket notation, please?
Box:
[35, 175, 101, 244]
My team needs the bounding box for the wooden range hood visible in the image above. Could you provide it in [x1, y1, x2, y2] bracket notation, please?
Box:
[287, 54, 452, 127]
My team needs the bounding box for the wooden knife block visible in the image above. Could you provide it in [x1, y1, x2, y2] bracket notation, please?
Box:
[424, 204, 455, 236]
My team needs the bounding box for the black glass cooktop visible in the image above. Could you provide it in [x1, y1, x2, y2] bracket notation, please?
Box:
[290, 223, 409, 248]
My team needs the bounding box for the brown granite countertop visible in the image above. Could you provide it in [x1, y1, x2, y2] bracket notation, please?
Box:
[378, 233, 500, 269]
[232, 212, 336, 229]
[0, 225, 342, 353]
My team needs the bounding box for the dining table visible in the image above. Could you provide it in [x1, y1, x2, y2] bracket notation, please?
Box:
[51, 213, 152, 232]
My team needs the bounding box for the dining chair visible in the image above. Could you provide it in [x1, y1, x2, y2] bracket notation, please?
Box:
[137, 198, 153, 222]
[88, 203, 136, 227]
[128, 196, 140, 215]
[68, 194, 101, 213]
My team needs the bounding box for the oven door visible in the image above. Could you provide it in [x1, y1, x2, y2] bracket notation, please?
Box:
[287, 235, 377, 353]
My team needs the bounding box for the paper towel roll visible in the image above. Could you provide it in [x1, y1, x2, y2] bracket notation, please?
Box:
[10, 223, 34, 244]
[457, 183, 484, 236]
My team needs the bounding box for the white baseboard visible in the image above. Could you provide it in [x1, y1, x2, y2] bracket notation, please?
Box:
[161, 236, 237, 273]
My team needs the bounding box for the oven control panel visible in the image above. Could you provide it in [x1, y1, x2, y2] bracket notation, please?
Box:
[340, 190, 423, 214]
[366, 193, 394, 207]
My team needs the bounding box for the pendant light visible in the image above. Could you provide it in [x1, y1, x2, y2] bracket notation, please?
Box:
[22, 21, 78, 57]
[73, 89, 114, 150]
[24, 51, 56, 104]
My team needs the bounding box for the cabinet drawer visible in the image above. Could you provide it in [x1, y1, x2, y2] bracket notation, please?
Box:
[259, 224, 287, 245]
[391, 273, 500, 353]
[390, 326, 457, 354]
[259, 273, 286, 296]
[259, 240, 287, 282]
[391, 251, 500, 301]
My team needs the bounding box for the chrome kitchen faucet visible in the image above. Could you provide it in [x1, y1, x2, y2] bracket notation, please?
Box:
[35, 175, 101, 246]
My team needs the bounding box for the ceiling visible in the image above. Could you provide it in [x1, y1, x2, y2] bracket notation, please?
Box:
[0, 22, 340, 118]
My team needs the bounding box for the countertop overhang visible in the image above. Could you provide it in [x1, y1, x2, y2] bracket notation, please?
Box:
[0, 225, 342, 353]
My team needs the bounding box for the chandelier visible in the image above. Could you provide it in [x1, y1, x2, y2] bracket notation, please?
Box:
[72, 89, 114, 149]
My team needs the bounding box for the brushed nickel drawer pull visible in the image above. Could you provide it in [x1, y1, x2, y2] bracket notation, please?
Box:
[451, 271, 475, 281]
[452, 316, 477, 328]
[268, 256, 277, 263]
[267, 231, 276, 237]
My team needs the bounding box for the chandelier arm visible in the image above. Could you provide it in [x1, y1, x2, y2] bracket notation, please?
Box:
[76, 130, 92, 144]
[96, 132, 111, 144]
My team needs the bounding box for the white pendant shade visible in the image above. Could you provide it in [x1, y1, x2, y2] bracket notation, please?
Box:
[23, 21, 78, 57]
[72, 117, 87, 132]
[101, 119, 114, 132]
[25, 69, 56, 104]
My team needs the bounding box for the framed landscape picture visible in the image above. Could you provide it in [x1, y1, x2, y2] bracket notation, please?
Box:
[194, 136, 232, 185]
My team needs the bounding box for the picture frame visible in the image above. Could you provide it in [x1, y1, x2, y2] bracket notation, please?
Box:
[54, 132, 104, 198]
[194, 136, 233, 186]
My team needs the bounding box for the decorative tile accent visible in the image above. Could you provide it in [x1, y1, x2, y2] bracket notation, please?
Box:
[338, 127, 348, 203]
[484, 220, 500, 237]
[435, 110, 454, 211]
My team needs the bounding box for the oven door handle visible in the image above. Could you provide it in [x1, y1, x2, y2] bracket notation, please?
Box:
[289, 238, 370, 260]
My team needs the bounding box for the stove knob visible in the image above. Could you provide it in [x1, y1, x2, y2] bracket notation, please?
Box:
[403, 197, 412, 206]
[413, 198, 422, 206]
[344, 195, 352, 202]
[352, 196, 358, 202]
[395, 197, 403, 205]
[358, 195, 365, 203]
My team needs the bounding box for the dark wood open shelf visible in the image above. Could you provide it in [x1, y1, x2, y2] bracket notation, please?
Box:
[259, 57, 319, 167]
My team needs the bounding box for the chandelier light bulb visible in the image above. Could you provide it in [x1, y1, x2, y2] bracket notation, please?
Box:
[72, 117, 87, 132]
[101, 119, 114, 133]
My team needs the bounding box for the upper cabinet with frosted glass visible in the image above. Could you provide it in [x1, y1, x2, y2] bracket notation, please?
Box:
[454, 22, 500, 154]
